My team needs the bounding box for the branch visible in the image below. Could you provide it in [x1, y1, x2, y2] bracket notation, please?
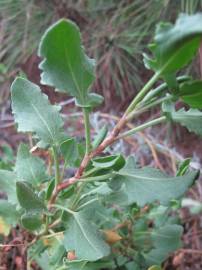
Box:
[83, 107, 91, 154]
[48, 114, 127, 206]
[49, 72, 165, 205]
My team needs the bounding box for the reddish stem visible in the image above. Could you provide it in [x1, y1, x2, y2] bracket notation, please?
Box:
[49, 114, 127, 205]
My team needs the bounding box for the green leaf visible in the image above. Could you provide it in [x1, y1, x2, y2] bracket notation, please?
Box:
[49, 243, 66, 266]
[15, 143, 48, 185]
[16, 181, 46, 211]
[31, 250, 55, 270]
[126, 261, 141, 270]
[115, 160, 198, 206]
[177, 158, 191, 176]
[64, 210, 110, 261]
[0, 200, 18, 225]
[92, 125, 108, 149]
[60, 138, 79, 167]
[38, 19, 95, 107]
[0, 170, 17, 204]
[64, 261, 88, 270]
[146, 13, 202, 75]
[60, 185, 75, 200]
[179, 80, 202, 108]
[11, 77, 64, 145]
[46, 178, 55, 200]
[148, 266, 162, 270]
[92, 155, 125, 171]
[21, 211, 42, 231]
[163, 101, 202, 136]
[144, 225, 183, 266]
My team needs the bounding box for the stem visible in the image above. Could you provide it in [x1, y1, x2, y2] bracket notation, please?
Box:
[126, 95, 172, 121]
[141, 75, 191, 104]
[44, 215, 49, 234]
[125, 72, 160, 115]
[51, 204, 75, 215]
[70, 182, 87, 210]
[72, 172, 113, 210]
[83, 108, 91, 154]
[80, 173, 113, 182]
[49, 73, 168, 203]
[52, 146, 60, 185]
[118, 116, 166, 139]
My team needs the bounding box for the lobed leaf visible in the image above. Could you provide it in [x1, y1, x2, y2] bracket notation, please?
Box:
[38, 19, 95, 107]
[114, 159, 198, 206]
[145, 13, 202, 75]
[11, 77, 64, 145]
[163, 101, 202, 136]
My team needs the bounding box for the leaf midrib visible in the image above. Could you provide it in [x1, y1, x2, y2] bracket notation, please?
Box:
[64, 42, 83, 100]
[74, 213, 103, 257]
[24, 90, 55, 143]
[116, 171, 190, 182]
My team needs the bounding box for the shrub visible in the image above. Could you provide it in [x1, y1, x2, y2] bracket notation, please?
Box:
[1, 13, 202, 269]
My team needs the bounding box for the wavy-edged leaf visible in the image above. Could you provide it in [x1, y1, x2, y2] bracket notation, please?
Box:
[0, 170, 17, 204]
[163, 101, 202, 136]
[115, 160, 198, 206]
[16, 181, 46, 211]
[15, 143, 48, 185]
[179, 80, 202, 108]
[64, 210, 110, 261]
[11, 77, 64, 145]
[145, 13, 202, 75]
[38, 19, 95, 107]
